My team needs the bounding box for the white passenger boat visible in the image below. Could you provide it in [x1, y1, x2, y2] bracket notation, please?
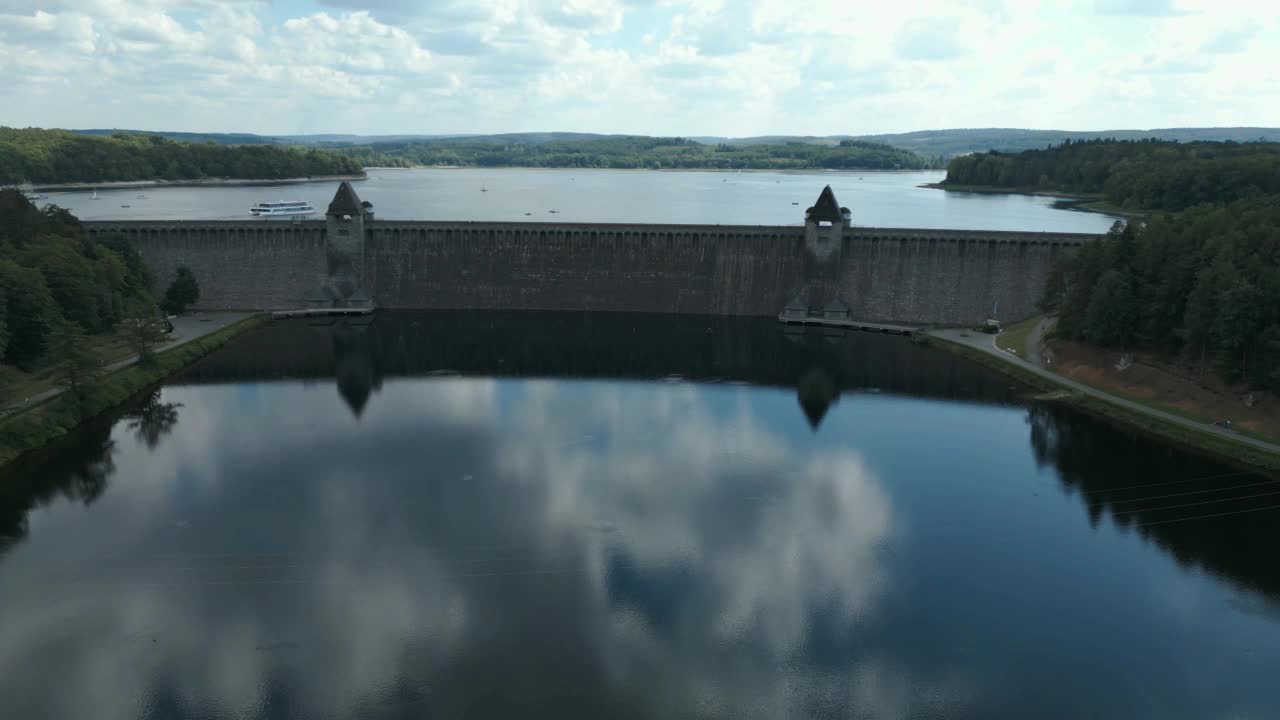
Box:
[250, 200, 315, 218]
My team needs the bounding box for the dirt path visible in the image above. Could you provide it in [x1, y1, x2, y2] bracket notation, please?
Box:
[930, 328, 1280, 456]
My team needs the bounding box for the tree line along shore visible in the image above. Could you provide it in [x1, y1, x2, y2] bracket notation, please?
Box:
[0, 187, 250, 466]
[2, 128, 938, 185]
[939, 138, 1280, 420]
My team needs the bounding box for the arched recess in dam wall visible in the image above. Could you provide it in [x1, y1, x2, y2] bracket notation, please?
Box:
[83, 220, 1093, 325]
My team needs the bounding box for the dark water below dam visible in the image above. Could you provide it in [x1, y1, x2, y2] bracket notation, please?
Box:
[2, 312, 1278, 719]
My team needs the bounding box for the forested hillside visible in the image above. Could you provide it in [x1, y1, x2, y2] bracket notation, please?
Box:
[942, 139, 1280, 211]
[338, 136, 931, 170]
[1043, 198, 1280, 389]
[0, 128, 364, 184]
[0, 189, 154, 371]
[852, 127, 1280, 158]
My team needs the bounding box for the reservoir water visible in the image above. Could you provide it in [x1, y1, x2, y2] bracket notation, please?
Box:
[2, 312, 1278, 719]
[45, 168, 1120, 232]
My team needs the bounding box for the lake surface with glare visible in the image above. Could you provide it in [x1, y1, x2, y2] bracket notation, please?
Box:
[43, 168, 1120, 232]
[2, 312, 1278, 719]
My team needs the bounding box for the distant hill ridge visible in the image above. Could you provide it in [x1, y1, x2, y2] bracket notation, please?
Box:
[70, 127, 1280, 158]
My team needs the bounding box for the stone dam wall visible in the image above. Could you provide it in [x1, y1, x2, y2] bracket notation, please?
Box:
[83, 219, 1096, 325]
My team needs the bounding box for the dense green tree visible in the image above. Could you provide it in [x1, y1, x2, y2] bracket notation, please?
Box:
[0, 190, 159, 373]
[1251, 326, 1280, 392]
[0, 259, 57, 370]
[162, 267, 199, 315]
[1084, 270, 1137, 346]
[121, 308, 169, 367]
[48, 322, 100, 417]
[0, 128, 364, 184]
[97, 235, 154, 300]
[20, 237, 110, 333]
[943, 139, 1280, 212]
[1045, 196, 1280, 385]
[1183, 255, 1235, 374]
[1213, 279, 1265, 381]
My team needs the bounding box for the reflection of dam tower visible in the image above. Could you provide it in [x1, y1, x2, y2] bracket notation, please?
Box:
[332, 318, 379, 418]
[325, 182, 370, 305]
[796, 366, 839, 430]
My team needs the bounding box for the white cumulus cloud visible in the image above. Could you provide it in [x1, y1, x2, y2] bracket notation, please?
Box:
[0, 0, 1275, 134]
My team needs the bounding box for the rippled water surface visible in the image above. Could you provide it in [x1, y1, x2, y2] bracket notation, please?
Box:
[43, 168, 1120, 232]
[2, 312, 1277, 719]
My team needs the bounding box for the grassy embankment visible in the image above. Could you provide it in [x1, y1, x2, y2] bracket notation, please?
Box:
[0, 314, 266, 467]
[917, 333, 1280, 472]
[3, 332, 140, 403]
[997, 316, 1279, 445]
[994, 316, 1040, 357]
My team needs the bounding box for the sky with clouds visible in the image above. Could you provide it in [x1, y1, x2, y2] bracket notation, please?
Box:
[1, 0, 1276, 136]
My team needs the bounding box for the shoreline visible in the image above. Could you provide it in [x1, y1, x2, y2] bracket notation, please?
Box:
[0, 314, 267, 468]
[919, 181, 1097, 199]
[31, 174, 367, 192]
[371, 165, 942, 174]
[920, 331, 1280, 471]
[920, 182, 1138, 218]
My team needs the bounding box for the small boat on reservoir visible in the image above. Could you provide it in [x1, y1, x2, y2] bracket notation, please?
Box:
[250, 200, 315, 218]
[17, 182, 47, 200]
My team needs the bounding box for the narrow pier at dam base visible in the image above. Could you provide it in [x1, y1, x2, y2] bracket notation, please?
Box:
[778, 314, 917, 336]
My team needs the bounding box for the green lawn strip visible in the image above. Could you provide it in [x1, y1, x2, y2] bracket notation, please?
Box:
[916, 334, 1055, 392]
[921, 333, 1280, 471]
[996, 316, 1041, 356]
[1062, 393, 1280, 472]
[2, 332, 139, 403]
[0, 314, 267, 468]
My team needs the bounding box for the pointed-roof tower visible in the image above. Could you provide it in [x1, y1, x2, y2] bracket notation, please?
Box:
[804, 185, 851, 226]
[327, 181, 364, 217]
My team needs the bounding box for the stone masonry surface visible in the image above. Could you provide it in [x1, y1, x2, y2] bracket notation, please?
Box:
[83, 187, 1097, 325]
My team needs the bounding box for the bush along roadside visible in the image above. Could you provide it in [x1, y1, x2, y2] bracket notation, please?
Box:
[918, 333, 1280, 472]
[0, 314, 266, 468]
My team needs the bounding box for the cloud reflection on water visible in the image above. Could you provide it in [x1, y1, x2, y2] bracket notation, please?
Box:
[0, 375, 955, 719]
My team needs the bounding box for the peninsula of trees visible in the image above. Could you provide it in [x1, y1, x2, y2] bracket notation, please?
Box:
[941, 139, 1280, 211]
[0, 128, 364, 185]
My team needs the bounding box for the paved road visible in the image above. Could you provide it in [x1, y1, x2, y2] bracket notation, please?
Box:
[2, 312, 250, 414]
[930, 328, 1280, 456]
